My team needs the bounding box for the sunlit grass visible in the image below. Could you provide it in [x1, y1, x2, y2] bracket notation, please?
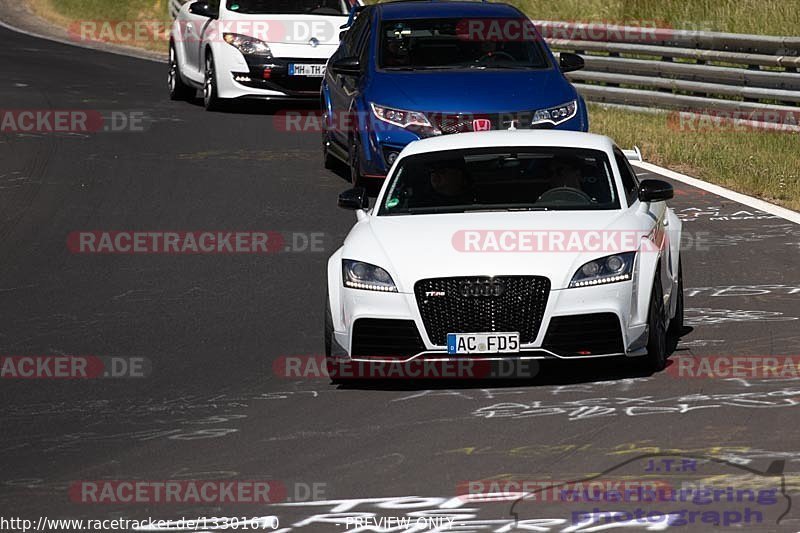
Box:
[589, 104, 800, 211]
[507, 0, 799, 36]
[29, 0, 171, 53]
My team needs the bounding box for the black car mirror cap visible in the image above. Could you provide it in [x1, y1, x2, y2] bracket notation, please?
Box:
[338, 187, 370, 210]
[638, 179, 674, 203]
[331, 57, 361, 76]
[189, 1, 217, 18]
[559, 52, 585, 73]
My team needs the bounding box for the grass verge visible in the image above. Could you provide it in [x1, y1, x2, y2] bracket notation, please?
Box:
[507, 0, 799, 36]
[27, 0, 171, 53]
[589, 104, 800, 211]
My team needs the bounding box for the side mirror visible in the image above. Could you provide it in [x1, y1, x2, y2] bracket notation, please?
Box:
[638, 179, 674, 203]
[189, 1, 216, 18]
[331, 57, 361, 76]
[559, 52, 585, 73]
[338, 187, 369, 210]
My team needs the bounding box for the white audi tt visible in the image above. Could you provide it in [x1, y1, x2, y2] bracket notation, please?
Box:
[169, 0, 359, 109]
[325, 131, 684, 375]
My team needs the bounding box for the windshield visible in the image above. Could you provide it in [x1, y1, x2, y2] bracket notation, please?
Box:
[226, 0, 350, 15]
[379, 147, 620, 215]
[379, 18, 550, 70]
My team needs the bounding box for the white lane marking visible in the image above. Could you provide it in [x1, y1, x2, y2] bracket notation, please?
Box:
[632, 161, 800, 225]
[0, 18, 163, 63]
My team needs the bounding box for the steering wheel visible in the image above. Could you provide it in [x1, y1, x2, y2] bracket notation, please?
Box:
[476, 51, 516, 64]
[537, 187, 594, 204]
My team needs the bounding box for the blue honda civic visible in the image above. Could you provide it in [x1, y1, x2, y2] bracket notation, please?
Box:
[321, 0, 588, 185]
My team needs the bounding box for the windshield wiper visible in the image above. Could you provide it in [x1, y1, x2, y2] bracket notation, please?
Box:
[462, 204, 550, 212]
[383, 65, 468, 71]
[406, 205, 471, 214]
[402, 205, 551, 214]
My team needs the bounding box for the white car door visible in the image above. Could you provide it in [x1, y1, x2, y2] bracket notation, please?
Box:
[179, 1, 219, 77]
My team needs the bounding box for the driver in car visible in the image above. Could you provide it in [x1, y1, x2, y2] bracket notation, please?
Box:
[429, 161, 473, 203]
[546, 157, 584, 190]
[536, 157, 594, 203]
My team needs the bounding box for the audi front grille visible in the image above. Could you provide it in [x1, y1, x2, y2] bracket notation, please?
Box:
[414, 276, 551, 346]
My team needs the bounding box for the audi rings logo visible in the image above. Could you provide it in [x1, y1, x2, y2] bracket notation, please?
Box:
[459, 279, 505, 298]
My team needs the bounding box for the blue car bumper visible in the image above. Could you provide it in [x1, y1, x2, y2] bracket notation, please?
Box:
[358, 105, 588, 178]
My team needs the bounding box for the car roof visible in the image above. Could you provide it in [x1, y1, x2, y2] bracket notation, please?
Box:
[400, 131, 617, 157]
[375, 1, 523, 21]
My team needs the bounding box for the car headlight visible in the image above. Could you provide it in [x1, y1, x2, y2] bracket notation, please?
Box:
[343, 260, 398, 292]
[370, 103, 439, 134]
[569, 252, 636, 288]
[223, 33, 272, 57]
[532, 100, 578, 126]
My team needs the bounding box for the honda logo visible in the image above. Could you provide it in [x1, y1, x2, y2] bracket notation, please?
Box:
[472, 119, 492, 132]
[459, 279, 505, 298]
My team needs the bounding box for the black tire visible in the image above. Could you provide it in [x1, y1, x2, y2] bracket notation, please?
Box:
[642, 268, 668, 372]
[349, 139, 363, 187]
[324, 290, 348, 385]
[168, 42, 194, 101]
[203, 52, 222, 111]
[322, 118, 338, 171]
[668, 260, 684, 339]
[324, 290, 333, 360]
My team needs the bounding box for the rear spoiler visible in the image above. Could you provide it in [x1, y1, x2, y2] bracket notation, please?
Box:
[623, 146, 642, 162]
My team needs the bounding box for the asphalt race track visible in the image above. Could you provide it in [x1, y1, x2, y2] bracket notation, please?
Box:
[1, 25, 800, 533]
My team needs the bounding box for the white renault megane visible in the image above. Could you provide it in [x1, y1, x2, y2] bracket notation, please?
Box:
[169, 0, 359, 109]
[326, 131, 684, 375]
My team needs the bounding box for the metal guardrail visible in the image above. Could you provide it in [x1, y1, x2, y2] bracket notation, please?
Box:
[169, 0, 184, 19]
[535, 21, 800, 120]
[536, 22, 800, 55]
[163, 7, 798, 121]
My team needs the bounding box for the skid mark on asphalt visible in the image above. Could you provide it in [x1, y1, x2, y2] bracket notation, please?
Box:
[176, 149, 316, 162]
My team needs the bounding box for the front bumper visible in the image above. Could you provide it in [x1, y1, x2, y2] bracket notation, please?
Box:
[360, 109, 587, 178]
[214, 44, 326, 99]
[333, 279, 647, 363]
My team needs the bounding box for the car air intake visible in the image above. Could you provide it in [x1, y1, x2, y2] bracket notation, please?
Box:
[351, 318, 426, 359]
[414, 276, 551, 347]
[543, 313, 625, 356]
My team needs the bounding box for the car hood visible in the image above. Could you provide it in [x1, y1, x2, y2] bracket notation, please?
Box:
[367, 68, 577, 113]
[219, 12, 346, 46]
[344, 210, 652, 292]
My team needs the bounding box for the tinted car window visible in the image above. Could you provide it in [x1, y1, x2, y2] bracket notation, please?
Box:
[379, 18, 549, 70]
[342, 7, 370, 55]
[227, 0, 348, 15]
[380, 147, 620, 215]
[613, 148, 640, 206]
